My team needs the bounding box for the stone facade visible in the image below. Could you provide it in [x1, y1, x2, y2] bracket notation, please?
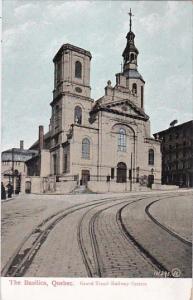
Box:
[26, 22, 162, 193]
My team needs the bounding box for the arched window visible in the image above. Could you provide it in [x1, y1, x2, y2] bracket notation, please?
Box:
[75, 61, 82, 78]
[82, 138, 90, 159]
[118, 128, 126, 152]
[117, 162, 127, 183]
[74, 106, 82, 125]
[148, 149, 154, 165]
[132, 83, 137, 95]
[130, 53, 134, 62]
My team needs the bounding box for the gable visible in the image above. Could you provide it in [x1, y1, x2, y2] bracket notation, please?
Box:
[105, 102, 138, 116]
[90, 99, 149, 121]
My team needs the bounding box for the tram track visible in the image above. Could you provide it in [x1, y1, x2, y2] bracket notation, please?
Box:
[2, 192, 191, 277]
[145, 199, 192, 246]
[117, 193, 192, 277]
[77, 196, 141, 277]
[1, 195, 126, 277]
[116, 201, 171, 276]
[78, 196, 152, 277]
[77, 193, 189, 277]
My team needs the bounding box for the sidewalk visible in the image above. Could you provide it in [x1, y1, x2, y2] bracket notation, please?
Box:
[1, 194, 19, 203]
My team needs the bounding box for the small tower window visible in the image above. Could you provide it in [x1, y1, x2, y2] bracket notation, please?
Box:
[82, 138, 90, 159]
[130, 53, 134, 62]
[75, 61, 82, 79]
[118, 128, 126, 152]
[148, 149, 154, 165]
[74, 106, 82, 125]
[141, 86, 144, 108]
[132, 83, 137, 95]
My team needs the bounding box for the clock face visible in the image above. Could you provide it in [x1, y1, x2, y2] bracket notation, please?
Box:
[75, 87, 82, 93]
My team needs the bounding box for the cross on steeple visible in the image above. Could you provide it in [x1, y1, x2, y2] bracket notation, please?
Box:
[128, 8, 134, 32]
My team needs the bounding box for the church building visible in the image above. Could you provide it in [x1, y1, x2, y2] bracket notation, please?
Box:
[25, 11, 161, 193]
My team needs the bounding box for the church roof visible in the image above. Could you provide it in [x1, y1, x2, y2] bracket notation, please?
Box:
[53, 44, 92, 62]
[1, 148, 38, 162]
[123, 69, 145, 83]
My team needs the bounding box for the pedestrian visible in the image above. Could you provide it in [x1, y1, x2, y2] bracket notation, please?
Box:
[1, 182, 6, 200]
[7, 183, 13, 198]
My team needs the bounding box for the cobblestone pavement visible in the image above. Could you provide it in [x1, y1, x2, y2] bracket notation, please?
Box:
[1, 190, 192, 278]
[121, 193, 192, 277]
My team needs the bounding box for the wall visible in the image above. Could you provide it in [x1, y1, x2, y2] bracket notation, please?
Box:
[24, 176, 43, 194]
[152, 183, 179, 190]
[23, 176, 77, 194]
[88, 181, 149, 193]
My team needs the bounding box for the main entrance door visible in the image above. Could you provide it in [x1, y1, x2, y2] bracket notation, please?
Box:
[148, 175, 154, 188]
[81, 170, 90, 186]
[117, 162, 127, 183]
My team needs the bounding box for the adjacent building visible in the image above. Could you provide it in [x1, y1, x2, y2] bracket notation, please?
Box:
[154, 120, 193, 187]
[1, 141, 37, 193]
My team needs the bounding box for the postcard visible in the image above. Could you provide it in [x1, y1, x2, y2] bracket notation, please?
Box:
[1, 1, 192, 299]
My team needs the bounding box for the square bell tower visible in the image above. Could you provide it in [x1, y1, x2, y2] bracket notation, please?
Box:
[53, 44, 92, 100]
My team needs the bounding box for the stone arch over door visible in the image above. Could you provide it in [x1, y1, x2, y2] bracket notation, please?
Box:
[117, 162, 127, 183]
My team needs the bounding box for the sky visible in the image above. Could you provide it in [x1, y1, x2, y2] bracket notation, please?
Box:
[2, 0, 193, 151]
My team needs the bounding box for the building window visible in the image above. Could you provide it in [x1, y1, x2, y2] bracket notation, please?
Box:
[64, 154, 68, 173]
[53, 154, 57, 175]
[82, 138, 90, 159]
[111, 168, 114, 179]
[148, 149, 154, 165]
[118, 128, 126, 152]
[75, 61, 82, 78]
[56, 61, 62, 84]
[132, 83, 137, 95]
[130, 53, 134, 62]
[74, 106, 82, 125]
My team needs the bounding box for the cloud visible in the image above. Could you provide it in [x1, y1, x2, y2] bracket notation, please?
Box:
[43, 1, 93, 21]
[3, 20, 38, 52]
[14, 3, 39, 18]
[2, 1, 192, 149]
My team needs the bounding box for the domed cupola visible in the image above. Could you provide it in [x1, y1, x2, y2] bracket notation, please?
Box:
[122, 9, 139, 71]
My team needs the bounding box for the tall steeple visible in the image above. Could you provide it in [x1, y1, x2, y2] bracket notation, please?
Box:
[122, 9, 139, 72]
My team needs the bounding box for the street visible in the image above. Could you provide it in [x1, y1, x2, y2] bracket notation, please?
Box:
[1, 190, 192, 278]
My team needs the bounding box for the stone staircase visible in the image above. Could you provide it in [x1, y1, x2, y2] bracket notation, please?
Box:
[72, 185, 90, 194]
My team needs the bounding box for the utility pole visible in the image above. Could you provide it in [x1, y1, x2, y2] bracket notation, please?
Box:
[130, 152, 133, 191]
[11, 148, 14, 193]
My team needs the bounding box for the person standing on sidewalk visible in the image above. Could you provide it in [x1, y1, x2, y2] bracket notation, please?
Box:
[1, 182, 6, 200]
[7, 183, 13, 198]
